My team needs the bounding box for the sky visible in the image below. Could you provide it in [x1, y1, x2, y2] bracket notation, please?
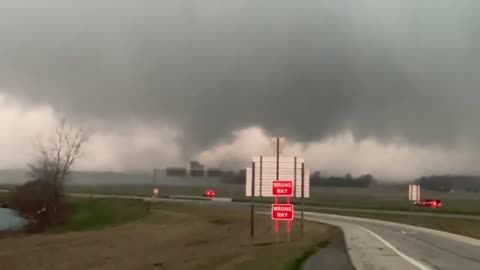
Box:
[0, 1, 479, 180]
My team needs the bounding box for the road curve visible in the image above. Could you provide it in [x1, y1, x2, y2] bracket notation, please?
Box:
[303, 206, 480, 221]
[301, 212, 480, 270]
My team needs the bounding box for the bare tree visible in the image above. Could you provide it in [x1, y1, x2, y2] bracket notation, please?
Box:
[27, 118, 88, 224]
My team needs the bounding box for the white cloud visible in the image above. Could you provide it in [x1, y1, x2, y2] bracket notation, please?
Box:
[1, 92, 477, 180]
[78, 126, 182, 172]
[0, 93, 58, 169]
[195, 127, 273, 168]
[196, 127, 476, 180]
[0, 93, 182, 172]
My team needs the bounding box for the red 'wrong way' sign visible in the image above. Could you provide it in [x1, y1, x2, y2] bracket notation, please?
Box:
[271, 204, 294, 220]
[272, 180, 293, 197]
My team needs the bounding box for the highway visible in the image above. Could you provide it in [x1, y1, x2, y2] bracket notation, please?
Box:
[300, 212, 480, 270]
[3, 189, 480, 220]
[4, 190, 480, 270]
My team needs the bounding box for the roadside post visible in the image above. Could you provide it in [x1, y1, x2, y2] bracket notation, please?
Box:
[245, 137, 310, 243]
[301, 162, 305, 240]
[250, 162, 255, 240]
[275, 137, 280, 242]
[408, 184, 421, 222]
[151, 169, 160, 198]
[409, 184, 421, 203]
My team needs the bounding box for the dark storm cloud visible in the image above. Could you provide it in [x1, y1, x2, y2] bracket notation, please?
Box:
[1, 0, 480, 152]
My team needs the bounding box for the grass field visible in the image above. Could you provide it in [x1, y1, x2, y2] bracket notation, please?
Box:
[3, 182, 480, 215]
[54, 184, 480, 215]
[0, 199, 343, 270]
[52, 199, 147, 233]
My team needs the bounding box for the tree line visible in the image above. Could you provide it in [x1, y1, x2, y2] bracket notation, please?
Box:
[415, 176, 480, 192]
[219, 170, 375, 188]
[310, 172, 375, 187]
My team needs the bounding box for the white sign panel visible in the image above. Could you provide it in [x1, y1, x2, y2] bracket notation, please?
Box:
[408, 184, 420, 201]
[246, 156, 310, 198]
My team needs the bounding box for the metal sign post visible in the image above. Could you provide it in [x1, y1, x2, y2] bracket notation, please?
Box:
[251, 162, 255, 240]
[275, 138, 280, 243]
[301, 162, 305, 240]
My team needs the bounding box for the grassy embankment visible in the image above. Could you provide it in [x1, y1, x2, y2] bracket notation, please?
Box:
[51, 198, 147, 233]
[1, 198, 339, 270]
[6, 183, 480, 239]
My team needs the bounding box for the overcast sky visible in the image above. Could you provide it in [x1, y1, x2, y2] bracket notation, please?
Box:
[1, 1, 479, 180]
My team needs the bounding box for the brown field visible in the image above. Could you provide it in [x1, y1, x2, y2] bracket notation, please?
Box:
[0, 201, 335, 270]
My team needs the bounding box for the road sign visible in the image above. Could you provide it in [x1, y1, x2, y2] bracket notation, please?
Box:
[272, 180, 293, 197]
[153, 188, 159, 194]
[245, 157, 310, 197]
[246, 139, 309, 241]
[409, 184, 420, 201]
[271, 204, 294, 220]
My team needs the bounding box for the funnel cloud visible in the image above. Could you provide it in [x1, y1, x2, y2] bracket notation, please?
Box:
[1, 1, 479, 180]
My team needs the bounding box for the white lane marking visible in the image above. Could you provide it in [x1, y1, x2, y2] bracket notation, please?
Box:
[359, 226, 434, 270]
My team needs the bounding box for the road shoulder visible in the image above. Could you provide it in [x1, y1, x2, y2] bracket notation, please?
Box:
[301, 225, 355, 270]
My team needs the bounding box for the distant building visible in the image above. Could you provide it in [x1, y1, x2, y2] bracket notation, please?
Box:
[166, 167, 187, 177]
[190, 161, 205, 177]
[190, 161, 204, 171]
[207, 168, 222, 177]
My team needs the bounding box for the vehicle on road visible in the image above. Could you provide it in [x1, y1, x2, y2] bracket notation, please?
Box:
[203, 189, 215, 198]
[414, 199, 442, 208]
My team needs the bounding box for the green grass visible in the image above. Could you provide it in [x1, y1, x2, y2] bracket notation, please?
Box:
[5, 182, 480, 216]
[61, 184, 480, 215]
[52, 198, 147, 233]
[283, 240, 330, 270]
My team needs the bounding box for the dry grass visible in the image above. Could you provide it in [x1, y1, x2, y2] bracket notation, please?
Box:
[0, 201, 332, 270]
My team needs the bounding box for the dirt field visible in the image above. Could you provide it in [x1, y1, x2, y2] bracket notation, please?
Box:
[0, 201, 342, 270]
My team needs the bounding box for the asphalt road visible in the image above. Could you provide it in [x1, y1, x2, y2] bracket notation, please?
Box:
[303, 206, 480, 221]
[300, 212, 480, 270]
[5, 190, 480, 270]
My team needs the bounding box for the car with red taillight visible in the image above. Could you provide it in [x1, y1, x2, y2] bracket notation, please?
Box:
[414, 199, 442, 208]
[203, 189, 215, 198]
